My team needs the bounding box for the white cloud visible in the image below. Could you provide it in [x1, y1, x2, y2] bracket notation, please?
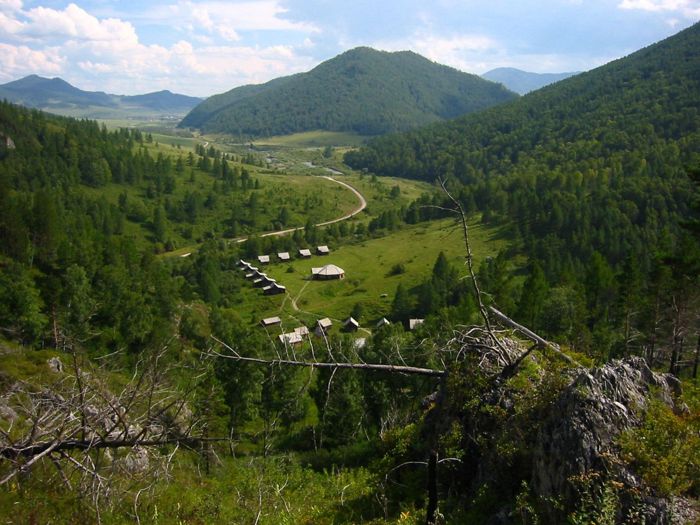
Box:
[369, 29, 615, 75]
[371, 32, 501, 73]
[218, 26, 241, 42]
[191, 4, 215, 30]
[0, 10, 25, 36]
[618, 0, 700, 18]
[164, 42, 315, 85]
[0, 43, 64, 82]
[18, 3, 139, 44]
[0, 1, 318, 95]
[0, 0, 22, 14]
[158, 0, 319, 34]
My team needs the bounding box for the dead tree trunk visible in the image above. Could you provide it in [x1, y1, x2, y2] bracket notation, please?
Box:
[426, 450, 438, 525]
[210, 336, 446, 377]
[488, 306, 580, 367]
[669, 335, 682, 376]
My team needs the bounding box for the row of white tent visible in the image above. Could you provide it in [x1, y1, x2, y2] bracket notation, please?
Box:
[238, 260, 286, 295]
[256, 246, 330, 265]
[259, 316, 425, 345]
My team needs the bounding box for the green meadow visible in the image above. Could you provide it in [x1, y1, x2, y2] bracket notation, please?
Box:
[239, 217, 506, 331]
[251, 130, 370, 148]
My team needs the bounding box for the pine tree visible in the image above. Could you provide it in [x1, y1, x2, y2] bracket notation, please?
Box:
[517, 261, 549, 329]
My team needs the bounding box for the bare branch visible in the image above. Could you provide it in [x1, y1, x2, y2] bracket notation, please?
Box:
[488, 306, 581, 367]
[438, 177, 511, 364]
[210, 336, 445, 377]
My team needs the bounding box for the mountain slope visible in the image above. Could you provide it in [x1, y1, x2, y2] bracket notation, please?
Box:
[345, 23, 700, 353]
[346, 23, 700, 183]
[0, 75, 202, 116]
[178, 75, 297, 130]
[481, 67, 579, 94]
[179, 47, 517, 136]
[0, 75, 115, 108]
[121, 90, 203, 112]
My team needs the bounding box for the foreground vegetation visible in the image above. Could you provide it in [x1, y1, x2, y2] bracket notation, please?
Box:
[1, 22, 700, 525]
[347, 22, 700, 363]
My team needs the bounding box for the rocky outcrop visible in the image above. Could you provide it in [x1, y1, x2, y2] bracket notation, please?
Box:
[533, 357, 695, 524]
[47, 356, 63, 373]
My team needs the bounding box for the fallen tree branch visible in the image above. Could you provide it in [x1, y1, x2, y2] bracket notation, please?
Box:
[0, 436, 228, 463]
[488, 306, 581, 366]
[210, 336, 445, 377]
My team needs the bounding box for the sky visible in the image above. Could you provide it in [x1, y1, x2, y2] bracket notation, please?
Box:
[1, 0, 699, 97]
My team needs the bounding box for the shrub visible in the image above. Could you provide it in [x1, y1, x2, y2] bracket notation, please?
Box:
[619, 398, 700, 497]
[388, 263, 406, 276]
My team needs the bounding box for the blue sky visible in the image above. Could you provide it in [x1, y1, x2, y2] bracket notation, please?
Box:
[1, 0, 698, 96]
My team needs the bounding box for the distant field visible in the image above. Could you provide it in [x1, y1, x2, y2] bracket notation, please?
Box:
[240, 217, 507, 331]
[252, 130, 370, 148]
[81, 138, 364, 254]
[43, 107, 190, 122]
[146, 133, 200, 148]
[342, 173, 433, 214]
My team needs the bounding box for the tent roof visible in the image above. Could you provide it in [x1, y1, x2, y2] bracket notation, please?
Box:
[311, 264, 345, 276]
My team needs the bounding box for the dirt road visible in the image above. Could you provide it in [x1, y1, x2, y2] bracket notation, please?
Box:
[235, 175, 366, 242]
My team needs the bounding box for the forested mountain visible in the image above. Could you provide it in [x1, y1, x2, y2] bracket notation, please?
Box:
[481, 67, 579, 94]
[1, 27, 699, 523]
[0, 75, 202, 116]
[120, 90, 203, 112]
[347, 22, 700, 356]
[179, 47, 517, 136]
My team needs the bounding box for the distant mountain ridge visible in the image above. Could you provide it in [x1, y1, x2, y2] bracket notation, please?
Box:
[346, 23, 700, 183]
[180, 47, 518, 137]
[481, 67, 579, 94]
[0, 75, 202, 117]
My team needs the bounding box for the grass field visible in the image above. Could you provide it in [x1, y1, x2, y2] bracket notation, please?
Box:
[238, 217, 507, 332]
[250, 130, 370, 148]
[81, 138, 365, 254]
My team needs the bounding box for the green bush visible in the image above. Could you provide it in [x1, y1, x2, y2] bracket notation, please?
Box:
[619, 398, 700, 497]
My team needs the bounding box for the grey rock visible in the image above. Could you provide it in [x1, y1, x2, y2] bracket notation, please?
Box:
[47, 356, 63, 373]
[533, 357, 696, 524]
[122, 446, 149, 474]
[0, 400, 17, 422]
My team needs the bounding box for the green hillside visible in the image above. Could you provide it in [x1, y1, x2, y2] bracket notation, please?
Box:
[179, 47, 517, 137]
[346, 23, 700, 182]
[346, 23, 700, 357]
[0, 75, 202, 117]
[1, 28, 699, 525]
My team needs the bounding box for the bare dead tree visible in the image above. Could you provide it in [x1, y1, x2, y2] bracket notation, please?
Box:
[488, 306, 581, 368]
[436, 177, 513, 364]
[0, 343, 223, 521]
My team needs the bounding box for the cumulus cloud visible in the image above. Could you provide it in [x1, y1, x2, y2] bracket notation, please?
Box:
[0, 0, 22, 13]
[0, 2, 141, 50]
[371, 32, 501, 73]
[369, 29, 615, 75]
[0, 43, 64, 82]
[618, 0, 700, 18]
[0, 1, 318, 95]
[0, 10, 25, 36]
[165, 1, 319, 33]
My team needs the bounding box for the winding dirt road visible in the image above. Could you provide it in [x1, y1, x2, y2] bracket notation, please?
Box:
[236, 175, 367, 242]
[168, 172, 366, 258]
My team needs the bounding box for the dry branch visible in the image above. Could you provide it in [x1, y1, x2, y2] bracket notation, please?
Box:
[488, 306, 581, 366]
[210, 336, 445, 377]
[437, 178, 512, 365]
[0, 344, 223, 520]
